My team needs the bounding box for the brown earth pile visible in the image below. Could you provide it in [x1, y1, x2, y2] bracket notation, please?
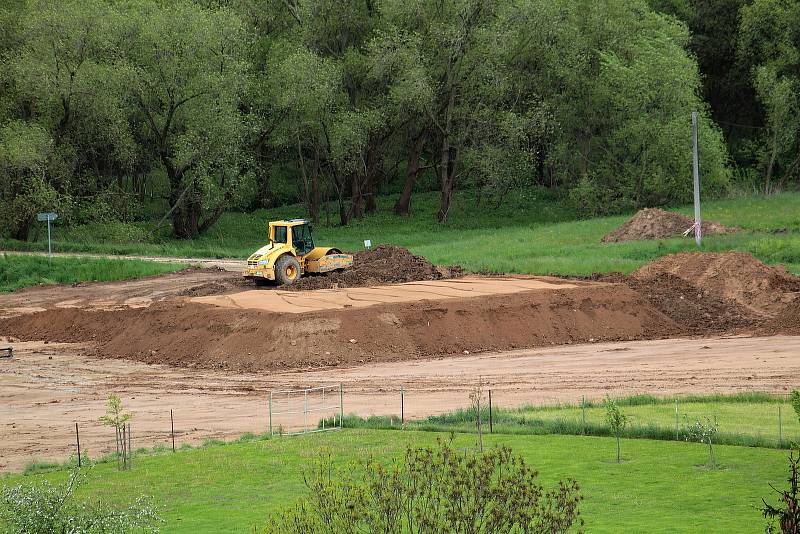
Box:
[624, 272, 761, 332]
[0, 284, 679, 372]
[177, 245, 459, 296]
[762, 299, 800, 334]
[632, 252, 800, 318]
[602, 208, 736, 243]
[289, 245, 459, 291]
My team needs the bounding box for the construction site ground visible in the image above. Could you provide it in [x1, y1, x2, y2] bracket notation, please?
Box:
[2, 248, 800, 471]
[2, 335, 799, 471]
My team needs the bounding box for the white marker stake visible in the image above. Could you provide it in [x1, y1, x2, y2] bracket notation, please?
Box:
[691, 112, 702, 248]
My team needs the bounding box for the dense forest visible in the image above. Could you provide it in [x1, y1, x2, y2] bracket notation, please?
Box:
[0, 0, 797, 239]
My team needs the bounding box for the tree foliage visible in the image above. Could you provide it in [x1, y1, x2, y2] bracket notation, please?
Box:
[259, 440, 583, 533]
[1, 0, 769, 237]
[603, 396, 628, 463]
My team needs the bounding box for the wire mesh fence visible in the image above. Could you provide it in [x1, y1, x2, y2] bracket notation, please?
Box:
[269, 384, 344, 436]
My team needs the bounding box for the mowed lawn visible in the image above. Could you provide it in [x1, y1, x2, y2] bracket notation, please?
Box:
[3, 191, 800, 275]
[2, 430, 789, 533]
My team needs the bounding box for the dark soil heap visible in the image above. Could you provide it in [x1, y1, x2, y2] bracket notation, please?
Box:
[287, 245, 459, 291]
[632, 251, 800, 318]
[602, 208, 736, 243]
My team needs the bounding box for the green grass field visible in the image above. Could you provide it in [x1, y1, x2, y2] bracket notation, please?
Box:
[3, 190, 800, 275]
[0, 253, 187, 292]
[1, 429, 790, 533]
[353, 394, 799, 450]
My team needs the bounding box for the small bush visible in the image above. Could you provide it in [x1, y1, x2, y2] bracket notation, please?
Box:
[0, 469, 161, 533]
[258, 439, 583, 533]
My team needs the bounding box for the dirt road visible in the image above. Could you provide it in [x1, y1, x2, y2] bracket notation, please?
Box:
[2, 335, 798, 471]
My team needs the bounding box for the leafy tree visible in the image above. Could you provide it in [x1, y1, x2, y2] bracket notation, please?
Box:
[684, 416, 720, 468]
[739, 0, 800, 193]
[0, 121, 56, 240]
[121, 0, 250, 238]
[259, 439, 583, 533]
[603, 396, 628, 463]
[99, 394, 132, 471]
[2, 0, 137, 225]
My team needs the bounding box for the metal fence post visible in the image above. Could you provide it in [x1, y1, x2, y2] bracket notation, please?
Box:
[489, 390, 493, 434]
[128, 423, 132, 469]
[304, 390, 308, 433]
[170, 409, 175, 452]
[779, 405, 783, 447]
[339, 383, 344, 429]
[75, 423, 81, 467]
[401, 387, 405, 425]
[675, 399, 679, 440]
[581, 395, 586, 435]
[269, 392, 273, 436]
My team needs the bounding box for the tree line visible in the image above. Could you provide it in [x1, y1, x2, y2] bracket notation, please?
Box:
[0, 0, 796, 239]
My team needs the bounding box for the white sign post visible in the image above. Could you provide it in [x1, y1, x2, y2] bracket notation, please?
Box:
[36, 212, 58, 259]
[364, 239, 372, 250]
[691, 112, 702, 247]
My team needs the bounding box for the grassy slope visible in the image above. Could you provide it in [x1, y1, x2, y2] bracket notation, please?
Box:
[0, 254, 187, 292]
[2, 191, 799, 275]
[1, 430, 788, 533]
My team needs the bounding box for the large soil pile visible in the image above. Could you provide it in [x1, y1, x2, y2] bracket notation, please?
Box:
[0, 284, 678, 372]
[289, 245, 458, 291]
[632, 252, 800, 318]
[602, 208, 735, 243]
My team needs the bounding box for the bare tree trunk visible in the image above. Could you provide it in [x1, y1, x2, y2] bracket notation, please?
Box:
[394, 132, 425, 216]
[349, 173, 364, 220]
[364, 144, 380, 214]
[765, 129, 778, 194]
[437, 90, 456, 223]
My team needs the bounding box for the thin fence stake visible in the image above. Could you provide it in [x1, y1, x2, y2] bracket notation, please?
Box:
[489, 390, 493, 434]
[304, 390, 308, 433]
[128, 422, 132, 469]
[339, 383, 344, 429]
[779, 405, 783, 448]
[75, 423, 81, 468]
[675, 399, 679, 440]
[401, 387, 405, 425]
[170, 409, 175, 452]
[268, 392, 273, 436]
[581, 395, 586, 435]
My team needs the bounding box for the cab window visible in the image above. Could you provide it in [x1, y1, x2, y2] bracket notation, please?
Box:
[292, 224, 314, 254]
[273, 226, 287, 243]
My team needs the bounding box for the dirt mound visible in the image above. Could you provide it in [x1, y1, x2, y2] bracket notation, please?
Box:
[175, 245, 459, 296]
[625, 272, 761, 332]
[0, 284, 679, 372]
[763, 299, 800, 334]
[602, 208, 735, 243]
[632, 252, 800, 317]
[288, 245, 459, 291]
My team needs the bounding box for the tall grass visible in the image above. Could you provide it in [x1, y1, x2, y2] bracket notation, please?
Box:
[331, 392, 800, 449]
[0, 253, 187, 292]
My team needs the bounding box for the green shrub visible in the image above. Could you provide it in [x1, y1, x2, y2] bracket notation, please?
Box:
[0, 470, 160, 533]
[259, 439, 583, 533]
